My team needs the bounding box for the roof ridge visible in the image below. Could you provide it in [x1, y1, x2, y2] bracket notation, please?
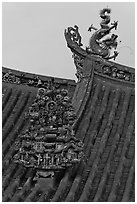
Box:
[2, 67, 76, 86]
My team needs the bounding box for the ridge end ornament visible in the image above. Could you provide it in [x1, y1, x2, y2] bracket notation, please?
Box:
[64, 8, 121, 82]
[65, 25, 83, 47]
[87, 8, 119, 60]
[64, 8, 120, 62]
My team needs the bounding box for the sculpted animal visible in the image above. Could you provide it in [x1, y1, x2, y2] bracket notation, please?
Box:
[87, 8, 119, 60]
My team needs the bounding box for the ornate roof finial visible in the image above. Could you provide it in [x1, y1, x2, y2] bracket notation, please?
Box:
[87, 8, 119, 60]
[64, 8, 122, 82]
[65, 8, 120, 62]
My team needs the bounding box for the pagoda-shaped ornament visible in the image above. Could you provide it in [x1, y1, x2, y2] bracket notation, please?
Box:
[13, 80, 84, 178]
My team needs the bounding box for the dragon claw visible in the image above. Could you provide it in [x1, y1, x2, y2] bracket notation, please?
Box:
[88, 24, 97, 32]
[113, 51, 119, 60]
[111, 21, 118, 30]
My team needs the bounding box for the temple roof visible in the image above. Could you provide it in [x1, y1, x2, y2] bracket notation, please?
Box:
[2, 23, 135, 201]
[2, 54, 135, 202]
[69, 55, 135, 202]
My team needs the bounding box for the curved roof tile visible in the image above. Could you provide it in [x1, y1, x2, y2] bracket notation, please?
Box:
[2, 52, 135, 202]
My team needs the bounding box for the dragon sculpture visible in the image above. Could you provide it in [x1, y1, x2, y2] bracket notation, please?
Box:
[87, 8, 119, 60]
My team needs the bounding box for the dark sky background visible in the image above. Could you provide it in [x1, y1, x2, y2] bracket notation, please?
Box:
[2, 2, 135, 80]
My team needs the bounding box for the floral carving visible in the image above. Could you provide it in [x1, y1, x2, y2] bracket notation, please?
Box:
[95, 64, 135, 82]
[2, 71, 21, 84]
[2, 71, 55, 88]
[103, 66, 133, 81]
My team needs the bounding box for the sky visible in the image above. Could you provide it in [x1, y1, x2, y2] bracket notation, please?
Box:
[2, 2, 135, 80]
